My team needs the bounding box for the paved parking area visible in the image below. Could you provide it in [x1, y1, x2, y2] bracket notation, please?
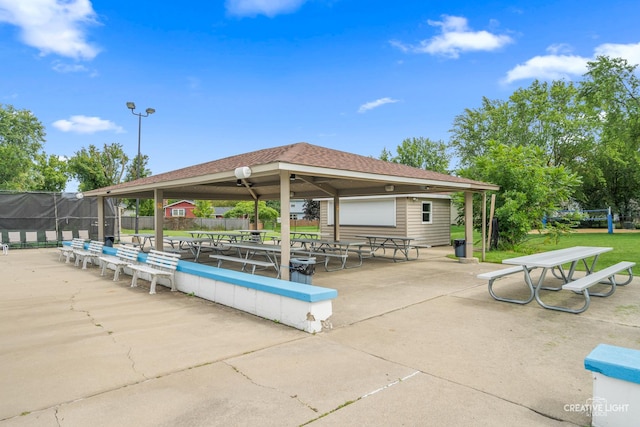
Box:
[1, 247, 638, 426]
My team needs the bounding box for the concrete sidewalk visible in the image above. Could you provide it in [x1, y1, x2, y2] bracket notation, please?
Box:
[1, 247, 638, 426]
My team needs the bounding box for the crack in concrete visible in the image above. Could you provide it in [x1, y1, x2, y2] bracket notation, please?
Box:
[224, 362, 319, 413]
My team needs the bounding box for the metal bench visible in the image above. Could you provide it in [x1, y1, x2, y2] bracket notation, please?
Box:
[291, 249, 348, 272]
[552, 261, 636, 313]
[477, 265, 533, 304]
[99, 245, 141, 281]
[128, 250, 181, 294]
[209, 254, 277, 275]
[73, 240, 105, 269]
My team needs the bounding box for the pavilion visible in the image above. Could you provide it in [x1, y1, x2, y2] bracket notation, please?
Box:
[84, 142, 499, 280]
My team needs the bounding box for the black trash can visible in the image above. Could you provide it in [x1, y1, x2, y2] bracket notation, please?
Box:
[104, 235, 115, 247]
[290, 257, 316, 285]
[454, 239, 465, 257]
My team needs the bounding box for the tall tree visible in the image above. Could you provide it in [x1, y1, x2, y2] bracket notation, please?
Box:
[579, 56, 640, 222]
[381, 137, 450, 173]
[0, 104, 46, 190]
[34, 153, 70, 192]
[459, 142, 580, 247]
[67, 143, 130, 191]
[450, 80, 594, 172]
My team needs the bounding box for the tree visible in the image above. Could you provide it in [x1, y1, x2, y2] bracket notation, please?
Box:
[579, 56, 640, 222]
[193, 200, 214, 218]
[381, 137, 450, 173]
[0, 104, 46, 190]
[303, 199, 319, 220]
[34, 154, 70, 192]
[68, 143, 130, 191]
[458, 142, 580, 248]
[450, 80, 594, 172]
[223, 201, 279, 223]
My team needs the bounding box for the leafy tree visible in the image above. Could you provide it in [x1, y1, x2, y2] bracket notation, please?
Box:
[450, 80, 594, 172]
[193, 200, 214, 218]
[223, 201, 279, 222]
[0, 104, 46, 190]
[34, 154, 70, 192]
[68, 143, 129, 191]
[381, 137, 450, 173]
[303, 199, 319, 220]
[458, 142, 580, 248]
[579, 56, 640, 222]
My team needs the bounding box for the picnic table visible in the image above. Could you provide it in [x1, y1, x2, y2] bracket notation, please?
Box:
[186, 230, 243, 243]
[291, 238, 367, 271]
[163, 236, 213, 262]
[211, 242, 282, 276]
[355, 235, 418, 262]
[484, 246, 634, 313]
[236, 229, 273, 243]
[130, 233, 154, 250]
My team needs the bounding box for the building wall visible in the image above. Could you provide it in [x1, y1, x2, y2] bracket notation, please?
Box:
[319, 196, 451, 246]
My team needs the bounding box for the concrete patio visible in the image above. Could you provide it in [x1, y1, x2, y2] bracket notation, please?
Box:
[1, 246, 638, 426]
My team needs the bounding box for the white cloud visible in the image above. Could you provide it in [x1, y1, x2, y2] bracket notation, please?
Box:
[503, 42, 640, 83]
[52, 60, 88, 73]
[595, 42, 640, 65]
[52, 115, 124, 134]
[225, 0, 307, 17]
[358, 97, 399, 113]
[0, 0, 100, 60]
[504, 54, 588, 83]
[391, 15, 513, 59]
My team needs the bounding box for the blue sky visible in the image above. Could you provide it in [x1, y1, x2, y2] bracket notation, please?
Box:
[2, 0, 640, 191]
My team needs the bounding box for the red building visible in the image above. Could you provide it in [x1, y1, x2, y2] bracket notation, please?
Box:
[164, 200, 196, 218]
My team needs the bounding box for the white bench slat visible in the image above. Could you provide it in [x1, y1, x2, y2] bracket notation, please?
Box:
[562, 261, 635, 292]
[129, 250, 180, 294]
[58, 238, 87, 263]
[99, 245, 141, 281]
[73, 240, 105, 269]
[477, 265, 525, 280]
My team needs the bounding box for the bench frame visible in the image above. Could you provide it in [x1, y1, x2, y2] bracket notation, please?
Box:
[477, 265, 534, 304]
[73, 240, 105, 269]
[59, 238, 86, 263]
[209, 254, 277, 276]
[538, 261, 636, 314]
[99, 245, 141, 281]
[128, 250, 181, 294]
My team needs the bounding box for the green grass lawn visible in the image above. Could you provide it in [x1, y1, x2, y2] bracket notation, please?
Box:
[451, 225, 638, 271]
[124, 225, 636, 271]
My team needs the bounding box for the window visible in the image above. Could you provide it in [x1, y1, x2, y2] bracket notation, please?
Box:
[172, 208, 186, 217]
[421, 202, 432, 224]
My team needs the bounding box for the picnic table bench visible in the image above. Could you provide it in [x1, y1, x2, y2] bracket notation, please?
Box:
[209, 254, 276, 275]
[99, 245, 141, 281]
[129, 249, 181, 294]
[479, 246, 634, 313]
[73, 240, 105, 269]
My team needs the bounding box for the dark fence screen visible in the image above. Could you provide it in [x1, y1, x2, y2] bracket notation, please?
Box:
[0, 191, 117, 243]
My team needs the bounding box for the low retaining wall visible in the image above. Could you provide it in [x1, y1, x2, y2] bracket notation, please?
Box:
[99, 246, 337, 333]
[584, 343, 640, 426]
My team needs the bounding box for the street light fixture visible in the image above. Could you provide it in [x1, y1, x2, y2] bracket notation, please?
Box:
[126, 101, 155, 234]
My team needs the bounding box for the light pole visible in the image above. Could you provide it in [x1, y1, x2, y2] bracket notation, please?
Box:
[126, 102, 155, 234]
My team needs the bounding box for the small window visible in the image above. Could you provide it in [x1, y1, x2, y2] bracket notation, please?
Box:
[172, 208, 186, 217]
[421, 202, 432, 224]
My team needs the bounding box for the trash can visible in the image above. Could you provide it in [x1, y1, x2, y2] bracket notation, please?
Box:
[454, 239, 465, 257]
[104, 235, 115, 247]
[290, 257, 316, 285]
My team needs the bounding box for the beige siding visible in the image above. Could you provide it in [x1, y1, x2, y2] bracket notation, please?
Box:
[320, 196, 451, 246]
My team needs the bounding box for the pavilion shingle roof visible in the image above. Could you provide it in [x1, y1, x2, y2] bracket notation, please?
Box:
[100, 142, 488, 191]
